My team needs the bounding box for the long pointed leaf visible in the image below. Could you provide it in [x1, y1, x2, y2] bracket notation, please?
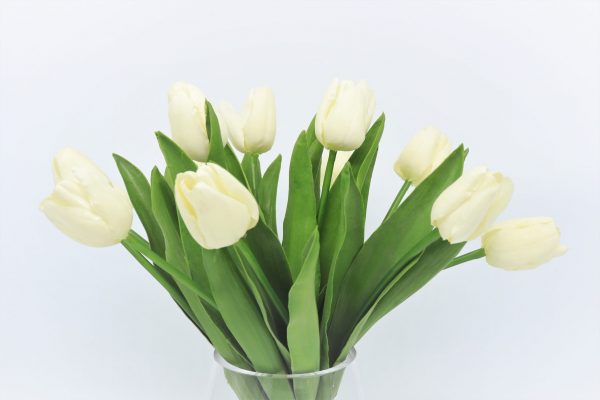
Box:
[288, 229, 321, 399]
[327, 145, 466, 361]
[150, 169, 248, 367]
[257, 155, 282, 234]
[319, 166, 364, 367]
[348, 113, 385, 207]
[113, 154, 166, 257]
[155, 131, 197, 184]
[245, 221, 293, 306]
[283, 131, 318, 280]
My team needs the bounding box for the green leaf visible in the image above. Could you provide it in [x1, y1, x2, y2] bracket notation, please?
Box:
[283, 131, 318, 280]
[203, 248, 295, 399]
[241, 153, 262, 195]
[150, 169, 248, 367]
[288, 229, 321, 372]
[305, 116, 324, 202]
[287, 229, 321, 400]
[318, 166, 365, 367]
[245, 220, 293, 307]
[257, 155, 282, 234]
[228, 244, 291, 367]
[336, 240, 465, 363]
[327, 145, 466, 361]
[155, 131, 197, 184]
[222, 144, 248, 185]
[178, 214, 213, 303]
[348, 113, 385, 207]
[113, 154, 165, 258]
[150, 168, 187, 270]
[206, 100, 226, 165]
[364, 240, 465, 337]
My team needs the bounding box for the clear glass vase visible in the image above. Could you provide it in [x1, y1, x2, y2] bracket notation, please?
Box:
[207, 348, 362, 400]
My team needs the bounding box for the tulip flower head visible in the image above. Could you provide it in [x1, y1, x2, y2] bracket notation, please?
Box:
[394, 127, 452, 185]
[40, 148, 133, 247]
[315, 79, 376, 151]
[482, 217, 567, 270]
[219, 87, 276, 154]
[168, 82, 227, 162]
[431, 166, 513, 243]
[175, 162, 259, 249]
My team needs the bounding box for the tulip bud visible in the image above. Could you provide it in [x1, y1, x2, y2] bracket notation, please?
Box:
[315, 79, 376, 151]
[40, 148, 133, 247]
[482, 218, 567, 270]
[168, 82, 227, 161]
[431, 167, 513, 243]
[175, 162, 259, 249]
[394, 127, 452, 185]
[320, 150, 353, 188]
[219, 87, 276, 154]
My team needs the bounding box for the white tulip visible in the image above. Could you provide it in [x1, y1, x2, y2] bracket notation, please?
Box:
[394, 127, 452, 185]
[482, 218, 567, 270]
[315, 79, 376, 151]
[168, 82, 227, 161]
[320, 150, 353, 188]
[219, 87, 276, 154]
[431, 167, 513, 243]
[40, 148, 133, 247]
[175, 162, 259, 249]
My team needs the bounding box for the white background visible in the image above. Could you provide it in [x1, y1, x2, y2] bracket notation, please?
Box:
[1, 1, 599, 399]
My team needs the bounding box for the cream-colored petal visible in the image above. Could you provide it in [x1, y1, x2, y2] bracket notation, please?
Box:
[219, 101, 245, 153]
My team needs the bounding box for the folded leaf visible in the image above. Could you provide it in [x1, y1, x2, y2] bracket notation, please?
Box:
[242, 154, 262, 196]
[287, 229, 321, 399]
[113, 154, 166, 257]
[348, 113, 385, 207]
[245, 221, 293, 307]
[203, 248, 295, 399]
[257, 155, 282, 234]
[150, 168, 248, 367]
[327, 145, 466, 361]
[223, 144, 248, 185]
[305, 116, 324, 202]
[337, 240, 465, 363]
[283, 131, 318, 280]
[228, 245, 290, 366]
[205, 100, 226, 165]
[155, 132, 197, 184]
[178, 214, 213, 303]
[319, 165, 364, 367]
[363, 240, 465, 338]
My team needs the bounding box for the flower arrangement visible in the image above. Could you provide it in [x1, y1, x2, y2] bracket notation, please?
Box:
[41, 79, 566, 399]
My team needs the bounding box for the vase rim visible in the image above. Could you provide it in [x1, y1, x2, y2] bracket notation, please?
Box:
[213, 348, 357, 379]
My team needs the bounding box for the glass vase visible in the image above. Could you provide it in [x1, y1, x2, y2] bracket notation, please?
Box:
[207, 348, 362, 400]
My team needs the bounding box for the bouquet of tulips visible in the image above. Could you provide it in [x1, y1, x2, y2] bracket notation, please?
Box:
[41, 79, 566, 400]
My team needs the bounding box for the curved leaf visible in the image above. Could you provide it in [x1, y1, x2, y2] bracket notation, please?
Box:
[327, 145, 466, 361]
[113, 153, 166, 258]
[348, 113, 385, 207]
[257, 155, 282, 234]
[283, 131, 318, 280]
[319, 165, 364, 367]
[155, 131, 197, 183]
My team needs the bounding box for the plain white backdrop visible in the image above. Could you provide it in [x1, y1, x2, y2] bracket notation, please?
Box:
[1, 1, 599, 399]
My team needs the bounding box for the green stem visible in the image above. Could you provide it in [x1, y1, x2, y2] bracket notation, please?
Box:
[233, 240, 289, 322]
[318, 150, 337, 221]
[445, 248, 486, 269]
[242, 153, 261, 195]
[383, 180, 411, 222]
[123, 233, 218, 309]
